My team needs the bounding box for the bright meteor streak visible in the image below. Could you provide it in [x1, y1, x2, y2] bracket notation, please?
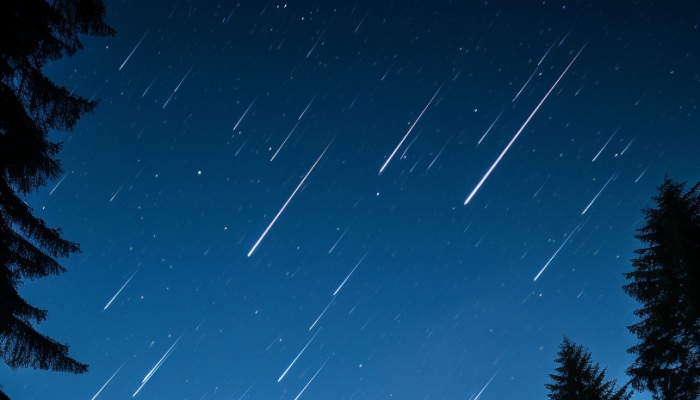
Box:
[104, 270, 138, 310]
[379, 86, 441, 175]
[232, 95, 258, 131]
[119, 30, 149, 71]
[581, 173, 615, 215]
[464, 44, 586, 205]
[248, 141, 332, 257]
[534, 221, 583, 281]
[333, 252, 368, 296]
[278, 328, 321, 382]
[91, 360, 127, 400]
[133, 333, 183, 397]
[473, 371, 499, 400]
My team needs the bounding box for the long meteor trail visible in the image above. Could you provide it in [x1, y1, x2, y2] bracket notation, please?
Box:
[104, 270, 138, 310]
[581, 173, 615, 215]
[120, 30, 149, 71]
[248, 142, 332, 257]
[333, 252, 368, 296]
[379, 86, 441, 175]
[293, 357, 330, 400]
[91, 360, 128, 399]
[591, 124, 622, 162]
[464, 45, 586, 205]
[133, 334, 183, 397]
[473, 371, 499, 400]
[533, 221, 583, 281]
[278, 329, 321, 382]
[232, 95, 258, 131]
[477, 109, 504, 146]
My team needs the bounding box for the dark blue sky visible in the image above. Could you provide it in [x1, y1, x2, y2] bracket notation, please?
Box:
[2, 1, 700, 399]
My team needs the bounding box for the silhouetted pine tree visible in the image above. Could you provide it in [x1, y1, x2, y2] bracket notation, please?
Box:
[623, 177, 700, 400]
[0, 0, 114, 397]
[546, 336, 632, 400]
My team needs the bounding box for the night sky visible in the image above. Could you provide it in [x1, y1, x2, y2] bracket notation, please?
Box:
[2, 1, 700, 399]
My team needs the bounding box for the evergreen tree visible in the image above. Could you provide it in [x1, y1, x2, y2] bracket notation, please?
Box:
[623, 177, 700, 399]
[546, 336, 632, 400]
[0, 0, 114, 397]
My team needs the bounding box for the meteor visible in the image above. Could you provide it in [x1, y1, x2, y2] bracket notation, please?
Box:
[173, 66, 193, 92]
[120, 30, 149, 71]
[232, 95, 258, 131]
[477, 109, 504, 146]
[299, 95, 316, 120]
[270, 120, 300, 161]
[49, 173, 69, 195]
[309, 297, 334, 330]
[427, 136, 452, 171]
[104, 270, 138, 310]
[464, 44, 586, 205]
[379, 86, 441, 175]
[133, 334, 183, 397]
[91, 360, 127, 399]
[581, 173, 615, 215]
[333, 253, 368, 296]
[473, 371, 498, 400]
[592, 124, 622, 162]
[294, 357, 330, 400]
[534, 222, 583, 281]
[249, 141, 332, 257]
[328, 228, 348, 253]
[278, 329, 321, 382]
[142, 72, 160, 97]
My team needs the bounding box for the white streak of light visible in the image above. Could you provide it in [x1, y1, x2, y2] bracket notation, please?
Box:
[512, 68, 538, 102]
[91, 360, 127, 400]
[591, 124, 622, 162]
[173, 66, 193, 92]
[110, 182, 126, 202]
[379, 86, 441, 175]
[104, 270, 138, 310]
[534, 222, 583, 282]
[309, 298, 334, 330]
[581, 173, 615, 215]
[293, 357, 330, 400]
[142, 73, 159, 97]
[306, 27, 328, 58]
[477, 109, 504, 146]
[620, 132, 638, 155]
[464, 45, 585, 205]
[119, 30, 149, 71]
[427, 136, 451, 171]
[133, 334, 183, 397]
[249, 142, 332, 257]
[328, 228, 348, 253]
[270, 121, 300, 161]
[299, 96, 316, 120]
[635, 165, 650, 183]
[473, 371, 498, 400]
[235, 138, 248, 156]
[49, 173, 69, 195]
[233, 95, 258, 131]
[277, 329, 321, 382]
[333, 253, 368, 296]
[354, 12, 369, 33]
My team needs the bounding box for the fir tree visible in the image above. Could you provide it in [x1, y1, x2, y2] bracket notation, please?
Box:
[546, 336, 632, 400]
[0, 0, 114, 397]
[623, 177, 700, 399]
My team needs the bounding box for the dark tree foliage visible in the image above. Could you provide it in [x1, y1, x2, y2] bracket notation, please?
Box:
[623, 177, 700, 400]
[546, 336, 632, 400]
[0, 0, 114, 396]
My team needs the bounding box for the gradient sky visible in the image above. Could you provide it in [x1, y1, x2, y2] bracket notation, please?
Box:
[2, 1, 700, 399]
